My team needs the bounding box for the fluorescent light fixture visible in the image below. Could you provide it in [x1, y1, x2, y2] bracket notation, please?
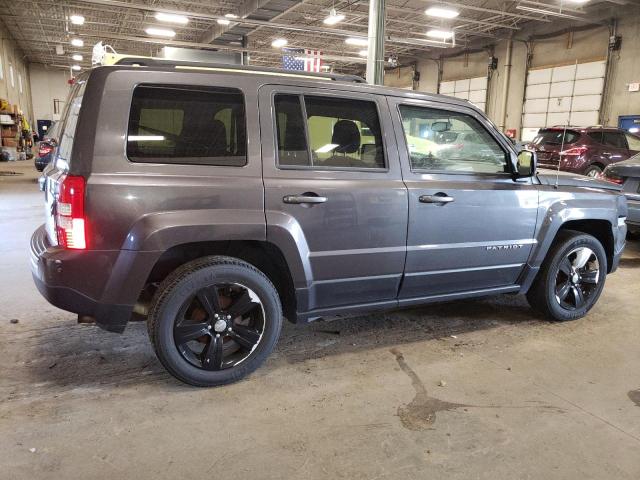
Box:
[225, 13, 239, 19]
[315, 143, 339, 153]
[323, 8, 345, 25]
[70, 15, 85, 25]
[358, 50, 368, 57]
[567, 0, 589, 3]
[271, 38, 288, 48]
[71, 54, 83, 61]
[154, 12, 189, 24]
[71, 65, 81, 71]
[145, 27, 176, 38]
[425, 7, 459, 19]
[345, 37, 368, 47]
[217, 18, 231, 25]
[426, 29, 454, 39]
[128, 135, 165, 141]
[629, 127, 639, 133]
[70, 38, 84, 47]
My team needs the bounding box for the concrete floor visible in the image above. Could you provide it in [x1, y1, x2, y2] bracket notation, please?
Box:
[1, 160, 639, 479]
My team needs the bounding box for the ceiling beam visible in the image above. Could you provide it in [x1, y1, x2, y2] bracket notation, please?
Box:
[198, 0, 272, 44]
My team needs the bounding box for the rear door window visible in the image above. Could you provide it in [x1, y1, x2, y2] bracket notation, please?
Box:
[602, 131, 627, 149]
[532, 129, 580, 146]
[587, 131, 603, 144]
[127, 85, 247, 166]
[274, 94, 385, 169]
[55, 80, 87, 167]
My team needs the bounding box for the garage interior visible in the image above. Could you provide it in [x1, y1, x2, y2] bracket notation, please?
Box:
[1, 1, 640, 479]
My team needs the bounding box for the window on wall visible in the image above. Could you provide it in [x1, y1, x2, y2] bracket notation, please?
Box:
[18, 73, 22, 94]
[127, 85, 247, 166]
[0, 55, 3, 80]
[274, 94, 385, 169]
[398, 105, 508, 174]
[9, 64, 14, 88]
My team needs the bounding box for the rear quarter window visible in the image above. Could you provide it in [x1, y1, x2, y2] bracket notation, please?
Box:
[127, 85, 247, 166]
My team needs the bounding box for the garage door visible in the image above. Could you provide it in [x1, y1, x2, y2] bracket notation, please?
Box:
[522, 60, 606, 141]
[439, 76, 487, 112]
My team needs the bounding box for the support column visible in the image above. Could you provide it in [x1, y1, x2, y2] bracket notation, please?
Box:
[366, 0, 385, 85]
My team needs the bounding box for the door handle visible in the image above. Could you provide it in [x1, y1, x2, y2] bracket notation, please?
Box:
[283, 194, 327, 205]
[419, 193, 455, 204]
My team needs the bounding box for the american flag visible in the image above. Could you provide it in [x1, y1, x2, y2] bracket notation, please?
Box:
[282, 48, 323, 72]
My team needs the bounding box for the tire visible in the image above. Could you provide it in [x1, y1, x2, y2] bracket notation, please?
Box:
[147, 256, 282, 387]
[526, 230, 607, 321]
[583, 165, 603, 177]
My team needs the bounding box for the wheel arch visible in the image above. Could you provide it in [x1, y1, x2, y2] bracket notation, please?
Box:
[143, 240, 298, 322]
[557, 220, 614, 272]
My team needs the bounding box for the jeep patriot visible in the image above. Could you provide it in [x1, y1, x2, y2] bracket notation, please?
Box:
[31, 61, 628, 386]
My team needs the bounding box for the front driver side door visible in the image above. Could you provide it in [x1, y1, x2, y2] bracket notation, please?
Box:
[388, 98, 539, 304]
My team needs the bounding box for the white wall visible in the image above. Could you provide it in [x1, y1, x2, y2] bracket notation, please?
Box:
[29, 65, 71, 123]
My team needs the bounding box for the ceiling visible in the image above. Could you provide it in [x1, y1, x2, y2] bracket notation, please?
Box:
[0, 0, 628, 75]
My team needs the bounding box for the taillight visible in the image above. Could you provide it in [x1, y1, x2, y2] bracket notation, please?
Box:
[599, 171, 624, 185]
[38, 143, 53, 158]
[559, 146, 588, 156]
[55, 175, 87, 249]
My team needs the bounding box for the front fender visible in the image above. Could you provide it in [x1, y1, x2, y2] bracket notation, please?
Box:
[529, 188, 622, 269]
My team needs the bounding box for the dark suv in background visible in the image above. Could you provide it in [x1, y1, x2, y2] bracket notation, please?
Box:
[31, 62, 627, 387]
[530, 126, 640, 177]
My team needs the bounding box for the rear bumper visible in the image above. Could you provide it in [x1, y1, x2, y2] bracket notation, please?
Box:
[30, 224, 133, 333]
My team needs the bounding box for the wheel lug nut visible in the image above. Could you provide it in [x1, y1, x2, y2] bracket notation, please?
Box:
[207, 325, 212, 330]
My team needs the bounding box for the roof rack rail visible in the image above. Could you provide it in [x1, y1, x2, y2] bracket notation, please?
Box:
[113, 57, 366, 83]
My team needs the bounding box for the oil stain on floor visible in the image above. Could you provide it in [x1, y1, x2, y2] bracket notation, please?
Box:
[390, 348, 468, 431]
[629, 389, 640, 407]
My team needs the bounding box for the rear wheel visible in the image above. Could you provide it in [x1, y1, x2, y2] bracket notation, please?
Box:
[148, 256, 282, 387]
[527, 230, 607, 321]
[584, 165, 603, 177]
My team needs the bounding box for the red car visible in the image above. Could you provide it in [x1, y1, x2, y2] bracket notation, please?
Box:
[530, 126, 640, 177]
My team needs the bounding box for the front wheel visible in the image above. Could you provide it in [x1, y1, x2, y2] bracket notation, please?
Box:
[527, 231, 607, 321]
[148, 256, 282, 387]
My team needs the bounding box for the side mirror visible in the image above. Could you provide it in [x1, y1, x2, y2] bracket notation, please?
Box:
[431, 121, 451, 133]
[516, 149, 537, 177]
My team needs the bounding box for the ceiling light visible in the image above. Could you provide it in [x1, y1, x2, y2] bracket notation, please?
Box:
[323, 8, 345, 25]
[426, 29, 454, 40]
[225, 13, 239, 19]
[425, 7, 459, 19]
[567, 0, 589, 3]
[345, 37, 369, 47]
[217, 18, 231, 25]
[72, 54, 83, 61]
[70, 38, 84, 47]
[145, 27, 176, 38]
[358, 50, 368, 57]
[70, 15, 85, 25]
[154, 12, 189, 24]
[271, 38, 288, 48]
[71, 65, 81, 71]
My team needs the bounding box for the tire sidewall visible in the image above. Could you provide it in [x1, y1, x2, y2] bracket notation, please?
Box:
[152, 261, 282, 386]
[544, 235, 607, 321]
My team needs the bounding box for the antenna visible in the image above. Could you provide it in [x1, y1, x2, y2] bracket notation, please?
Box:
[554, 122, 568, 189]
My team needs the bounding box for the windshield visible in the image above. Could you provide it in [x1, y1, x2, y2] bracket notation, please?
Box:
[532, 129, 580, 146]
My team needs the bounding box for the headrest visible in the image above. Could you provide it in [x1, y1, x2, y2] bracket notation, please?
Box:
[331, 120, 360, 154]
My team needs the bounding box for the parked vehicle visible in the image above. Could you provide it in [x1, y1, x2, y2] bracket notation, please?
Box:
[601, 154, 640, 236]
[529, 126, 640, 177]
[31, 62, 628, 386]
[34, 121, 58, 172]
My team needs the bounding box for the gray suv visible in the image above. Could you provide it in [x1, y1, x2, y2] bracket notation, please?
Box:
[31, 62, 628, 386]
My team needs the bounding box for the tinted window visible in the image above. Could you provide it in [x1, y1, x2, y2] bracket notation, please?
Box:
[602, 131, 627, 149]
[127, 85, 246, 166]
[532, 129, 580, 146]
[56, 80, 86, 167]
[626, 133, 640, 151]
[275, 94, 385, 169]
[587, 131, 603, 144]
[398, 105, 507, 174]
